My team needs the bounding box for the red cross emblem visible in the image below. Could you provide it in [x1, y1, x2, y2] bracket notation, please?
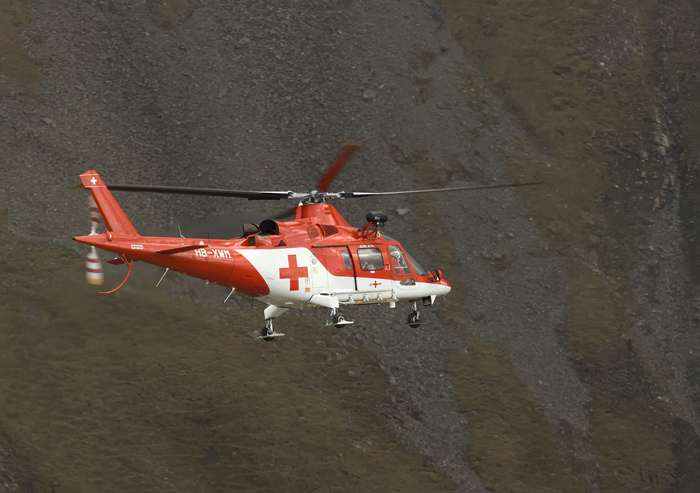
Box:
[279, 254, 308, 291]
[369, 280, 382, 288]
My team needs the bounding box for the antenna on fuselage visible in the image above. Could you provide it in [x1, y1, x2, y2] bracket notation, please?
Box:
[178, 225, 186, 245]
[156, 268, 170, 287]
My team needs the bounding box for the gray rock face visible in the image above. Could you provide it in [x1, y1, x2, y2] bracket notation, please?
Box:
[2, 1, 700, 491]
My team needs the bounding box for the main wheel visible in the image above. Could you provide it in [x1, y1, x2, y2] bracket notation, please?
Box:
[408, 312, 420, 328]
[332, 314, 346, 329]
[261, 326, 274, 342]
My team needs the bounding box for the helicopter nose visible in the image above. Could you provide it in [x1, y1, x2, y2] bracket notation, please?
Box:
[428, 277, 451, 296]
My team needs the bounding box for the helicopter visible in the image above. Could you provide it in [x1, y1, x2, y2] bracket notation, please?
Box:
[74, 144, 541, 340]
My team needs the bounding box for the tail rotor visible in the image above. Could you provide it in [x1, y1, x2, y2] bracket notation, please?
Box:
[85, 195, 104, 286]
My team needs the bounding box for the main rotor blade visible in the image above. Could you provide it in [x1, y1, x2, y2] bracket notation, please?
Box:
[338, 180, 546, 198]
[316, 142, 361, 192]
[108, 184, 291, 200]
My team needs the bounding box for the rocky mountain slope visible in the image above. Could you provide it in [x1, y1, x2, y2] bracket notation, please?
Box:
[1, 1, 699, 492]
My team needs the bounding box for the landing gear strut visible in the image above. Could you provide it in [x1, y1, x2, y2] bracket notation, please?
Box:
[260, 319, 274, 342]
[258, 305, 287, 341]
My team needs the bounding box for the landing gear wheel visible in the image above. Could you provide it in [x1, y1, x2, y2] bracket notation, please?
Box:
[325, 311, 354, 329]
[408, 311, 421, 328]
[258, 319, 285, 340]
[332, 314, 346, 329]
[261, 326, 275, 342]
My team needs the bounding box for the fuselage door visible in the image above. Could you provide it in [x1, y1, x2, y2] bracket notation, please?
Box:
[352, 245, 394, 301]
[310, 252, 329, 293]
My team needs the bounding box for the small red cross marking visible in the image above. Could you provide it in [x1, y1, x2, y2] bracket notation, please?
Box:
[370, 280, 382, 288]
[279, 254, 308, 291]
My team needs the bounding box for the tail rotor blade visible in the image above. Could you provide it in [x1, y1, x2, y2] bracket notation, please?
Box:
[85, 196, 104, 285]
[86, 246, 104, 286]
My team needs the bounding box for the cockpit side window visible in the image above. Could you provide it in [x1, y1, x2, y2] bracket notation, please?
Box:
[357, 247, 384, 271]
[389, 245, 412, 275]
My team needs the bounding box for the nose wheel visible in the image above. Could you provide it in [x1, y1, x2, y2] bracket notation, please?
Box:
[407, 301, 422, 328]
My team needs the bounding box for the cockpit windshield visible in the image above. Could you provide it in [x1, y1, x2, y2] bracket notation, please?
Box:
[404, 250, 428, 276]
[383, 236, 429, 277]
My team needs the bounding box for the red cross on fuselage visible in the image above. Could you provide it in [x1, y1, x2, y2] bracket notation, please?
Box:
[279, 254, 308, 291]
[370, 280, 382, 288]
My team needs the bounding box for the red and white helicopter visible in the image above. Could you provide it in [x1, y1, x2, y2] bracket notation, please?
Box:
[75, 144, 540, 340]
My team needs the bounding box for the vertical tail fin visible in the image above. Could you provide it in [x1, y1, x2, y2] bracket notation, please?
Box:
[80, 170, 138, 236]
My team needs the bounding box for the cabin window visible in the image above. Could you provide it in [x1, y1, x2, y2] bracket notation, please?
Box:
[357, 247, 384, 271]
[389, 245, 412, 275]
[340, 249, 353, 270]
